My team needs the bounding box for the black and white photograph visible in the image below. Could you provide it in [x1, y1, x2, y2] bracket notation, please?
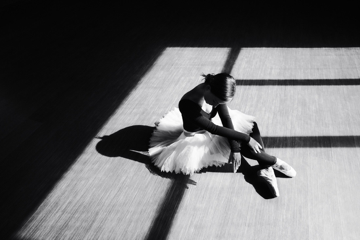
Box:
[1, 1, 359, 239]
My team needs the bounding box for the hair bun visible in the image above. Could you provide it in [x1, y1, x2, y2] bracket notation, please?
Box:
[203, 73, 214, 85]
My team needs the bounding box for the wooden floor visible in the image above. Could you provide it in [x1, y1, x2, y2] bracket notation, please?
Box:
[1, 2, 360, 240]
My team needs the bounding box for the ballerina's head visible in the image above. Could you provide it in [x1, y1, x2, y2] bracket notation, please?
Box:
[202, 73, 236, 107]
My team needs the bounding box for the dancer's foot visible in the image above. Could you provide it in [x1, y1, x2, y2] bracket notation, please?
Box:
[272, 158, 296, 177]
[257, 167, 280, 197]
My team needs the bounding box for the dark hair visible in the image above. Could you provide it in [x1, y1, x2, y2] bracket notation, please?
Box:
[202, 73, 236, 101]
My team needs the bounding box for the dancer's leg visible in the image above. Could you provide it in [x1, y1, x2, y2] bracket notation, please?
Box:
[244, 123, 279, 196]
[241, 146, 276, 166]
[242, 122, 296, 177]
[241, 122, 276, 166]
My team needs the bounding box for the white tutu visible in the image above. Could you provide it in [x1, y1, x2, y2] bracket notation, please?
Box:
[148, 107, 255, 175]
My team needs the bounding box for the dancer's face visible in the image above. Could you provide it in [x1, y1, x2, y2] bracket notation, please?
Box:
[204, 90, 230, 107]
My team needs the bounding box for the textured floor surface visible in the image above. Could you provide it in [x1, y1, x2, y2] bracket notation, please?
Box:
[1, 2, 360, 240]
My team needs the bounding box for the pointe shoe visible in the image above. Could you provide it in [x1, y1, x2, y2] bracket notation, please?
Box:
[257, 167, 280, 197]
[272, 158, 297, 178]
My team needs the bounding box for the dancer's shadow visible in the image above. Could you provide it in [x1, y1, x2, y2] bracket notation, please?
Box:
[95, 125, 196, 187]
[95, 125, 275, 198]
[95, 125, 153, 163]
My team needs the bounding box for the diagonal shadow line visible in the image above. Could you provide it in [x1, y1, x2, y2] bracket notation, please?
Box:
[236, 79, 360, 86]
[144, 175, 190, 240]
[145, 47, 242, 240]
[222, 47, 241, 74]
[263, 136, 360, 148]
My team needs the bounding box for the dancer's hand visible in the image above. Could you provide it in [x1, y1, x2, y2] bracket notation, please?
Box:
[248, 137, 263, 153]
[230, 152, 241, 173]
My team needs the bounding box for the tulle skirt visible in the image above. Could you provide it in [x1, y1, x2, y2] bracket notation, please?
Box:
[148, 107, 255, 175]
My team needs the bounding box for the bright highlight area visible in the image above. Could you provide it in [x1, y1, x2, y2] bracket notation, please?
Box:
[233, 48, 360, 79]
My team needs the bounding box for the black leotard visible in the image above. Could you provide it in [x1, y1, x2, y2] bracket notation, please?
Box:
[178, 99, 250, 152]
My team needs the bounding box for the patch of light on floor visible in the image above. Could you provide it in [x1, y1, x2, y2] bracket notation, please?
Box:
[232, 47, 360, 79]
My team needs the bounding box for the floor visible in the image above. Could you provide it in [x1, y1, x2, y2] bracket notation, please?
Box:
[1, 1, 360, 240]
